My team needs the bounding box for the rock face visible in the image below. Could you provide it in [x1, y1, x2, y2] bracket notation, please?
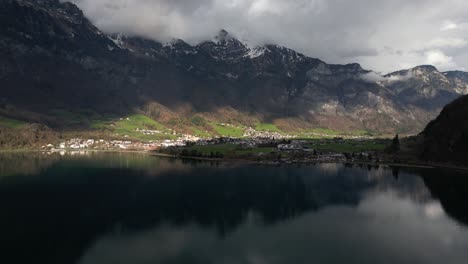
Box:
[2, 0, 468, 133]
[419, 95, 468, 164]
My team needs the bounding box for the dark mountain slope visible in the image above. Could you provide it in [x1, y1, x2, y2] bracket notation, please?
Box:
[419, 95, 468, 164]
[0, 0, 199, 115]
[1, 0, 468, 133]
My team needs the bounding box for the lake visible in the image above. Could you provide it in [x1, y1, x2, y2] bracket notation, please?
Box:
[1, 152, 468, 264]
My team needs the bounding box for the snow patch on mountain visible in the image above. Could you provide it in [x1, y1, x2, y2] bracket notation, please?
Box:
[108, 34, 126, 50]
[246, 46, 268, 59]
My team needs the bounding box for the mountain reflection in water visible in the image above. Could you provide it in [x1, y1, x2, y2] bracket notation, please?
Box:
[0, 152, 467, 264]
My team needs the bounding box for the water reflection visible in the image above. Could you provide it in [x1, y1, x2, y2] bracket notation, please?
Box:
[0, 152, 60, 177]
[0, 153, 467, 264]
[422, 173, 468, 226]
[81, 194, 468, 264]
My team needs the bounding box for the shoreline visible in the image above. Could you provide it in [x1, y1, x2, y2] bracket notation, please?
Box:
[1, 148, 467, 172]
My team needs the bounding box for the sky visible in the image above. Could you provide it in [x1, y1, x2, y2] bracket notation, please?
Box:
[69, 0, 468, 74]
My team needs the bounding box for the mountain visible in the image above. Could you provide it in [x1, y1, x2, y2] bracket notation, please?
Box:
[417, 94, 468, 164]
[384, 65, 467, 110]
[1, 0, 468, 135]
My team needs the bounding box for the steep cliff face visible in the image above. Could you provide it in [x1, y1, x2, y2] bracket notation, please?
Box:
[419, 95, 468, 164]
[0, 0, 188, 114]
[0, 0, 131, 111]
[1, 0, 468, 133]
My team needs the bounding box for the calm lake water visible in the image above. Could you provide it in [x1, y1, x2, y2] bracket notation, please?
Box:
[1, 152, 468, 264]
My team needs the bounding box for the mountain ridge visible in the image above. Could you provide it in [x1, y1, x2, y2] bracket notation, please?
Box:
[1, 0, 468, 136]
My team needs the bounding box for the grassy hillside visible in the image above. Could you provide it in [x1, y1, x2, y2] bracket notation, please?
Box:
[0, 101, 391, 151]
[91, 114, 177, 141]
[255, 123, 283, 133]
[0, 116, 28, 129]
[210, 123, 245, 137]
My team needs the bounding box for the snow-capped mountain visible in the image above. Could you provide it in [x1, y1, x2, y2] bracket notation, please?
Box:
[1, 0, 468, 133]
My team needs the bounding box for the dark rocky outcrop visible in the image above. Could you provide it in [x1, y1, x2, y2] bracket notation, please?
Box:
[419, 95, 468, 164]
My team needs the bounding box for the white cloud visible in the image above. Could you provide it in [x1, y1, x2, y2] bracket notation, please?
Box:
[425, 202, 444, 219]
[425, 50, 457, 70]
[426, 38, 468, 49]
[360, 72, 387, 83]
[441, 21, 458, 31]
[360, 71, 413, 83]
[67, 0, 468, 73]
[248, 0, 282, 16]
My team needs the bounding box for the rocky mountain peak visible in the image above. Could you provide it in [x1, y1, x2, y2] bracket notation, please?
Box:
[411, 65, 451, 86]
[166, 38, 192, 49]
[331, 63, 366, 74]
[3, 0, 468, 134]
[443, 71, 468, 94]
[214, 29, 230, 42]
[446, 70, 468, 79]
[210, 29, 243, 47]
[1, 0, 115, 57]
[412, 65, 439, 72]
[410, 65, 443, 79]
[195, 30, 249, 61]
[16, 0, 83, 20]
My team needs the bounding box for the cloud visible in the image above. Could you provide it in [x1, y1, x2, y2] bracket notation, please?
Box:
[441, 21, 458, 31]
[360, 71, 413, 83]
[360, 72, 388, 83]
[426, 38, 468, 49]
[67, 0, 468, 73]
[80, 193, 468, 264]
[425, 50, 457, 70]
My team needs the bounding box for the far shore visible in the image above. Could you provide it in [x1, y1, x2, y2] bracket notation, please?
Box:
[1, 147, 468, 173]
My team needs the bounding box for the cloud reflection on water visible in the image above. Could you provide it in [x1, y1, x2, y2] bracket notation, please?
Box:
[80, 191, 468, 264]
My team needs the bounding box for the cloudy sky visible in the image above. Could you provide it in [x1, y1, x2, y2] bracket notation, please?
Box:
[69, 0, 468, 73]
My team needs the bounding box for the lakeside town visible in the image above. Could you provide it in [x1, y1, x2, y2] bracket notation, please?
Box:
[40, 124, 391, 164]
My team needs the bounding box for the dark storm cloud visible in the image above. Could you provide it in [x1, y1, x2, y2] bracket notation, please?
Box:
[68, 0, 468, 73]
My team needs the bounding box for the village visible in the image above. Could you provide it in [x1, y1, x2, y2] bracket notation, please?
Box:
[41, 123, 389, 164]
[42, 123, 298, 151]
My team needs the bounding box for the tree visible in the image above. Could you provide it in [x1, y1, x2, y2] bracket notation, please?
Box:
[181, 149, 189, 156]
[190, 149, 198, 157]
[344, 152, 352, 160]
[391, 134, 400, 152]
